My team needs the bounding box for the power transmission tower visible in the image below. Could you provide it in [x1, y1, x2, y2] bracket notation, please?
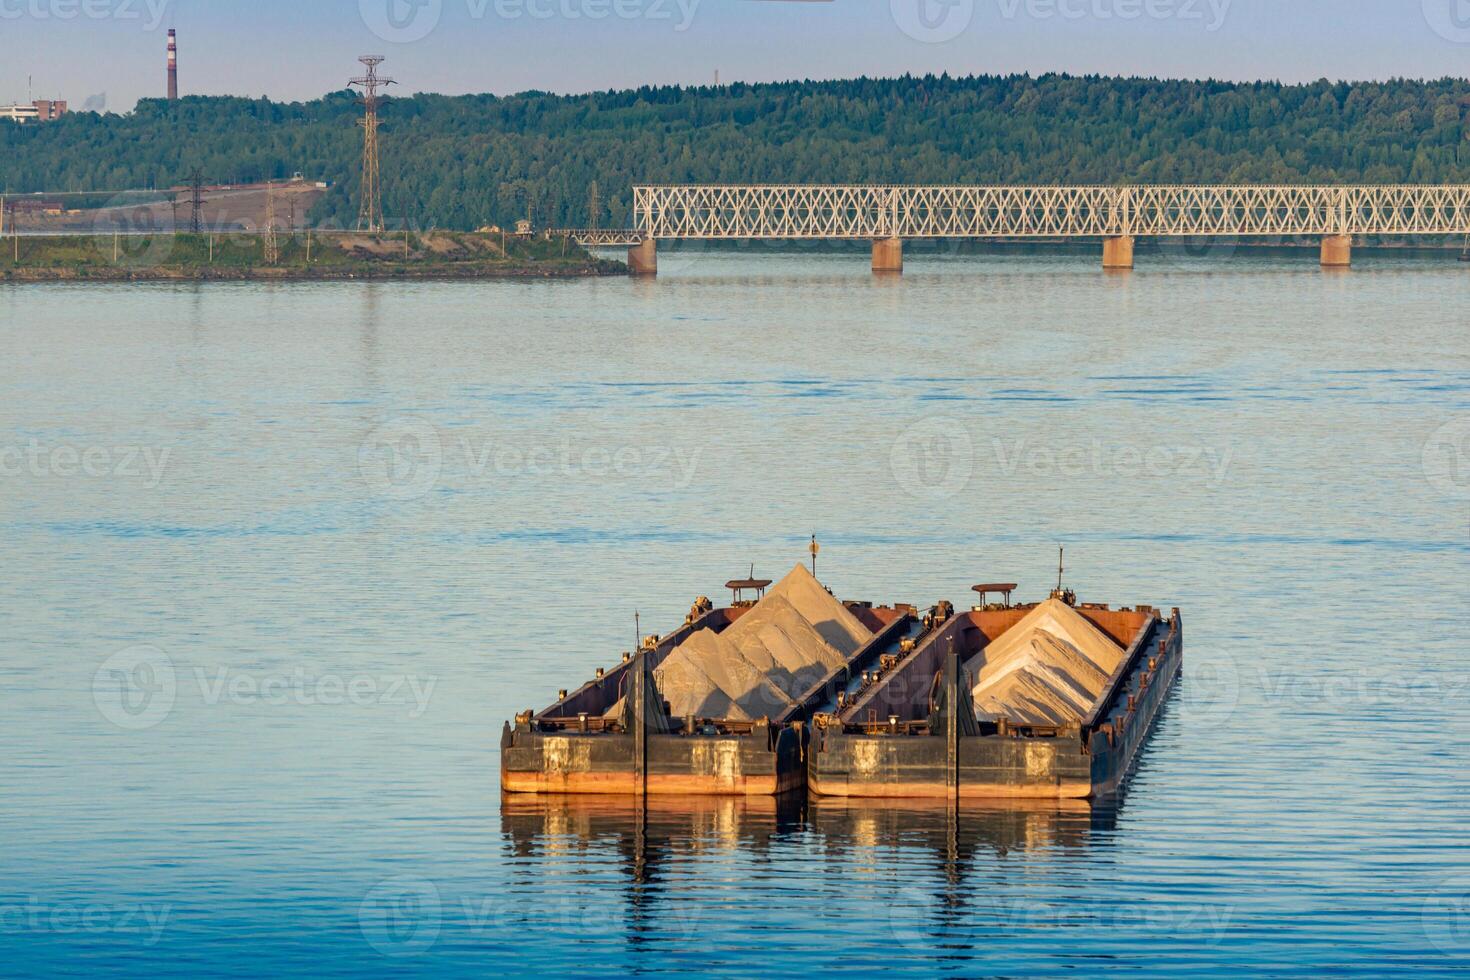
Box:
[349, 55, 395, 233]
[263, 181, 279, 264]
[587, 180, 600, 231]
[189, 169, 206, 233]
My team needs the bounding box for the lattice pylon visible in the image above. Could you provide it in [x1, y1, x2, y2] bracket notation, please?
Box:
[349, 56, 395, 233]
[263, 181, 279, 264]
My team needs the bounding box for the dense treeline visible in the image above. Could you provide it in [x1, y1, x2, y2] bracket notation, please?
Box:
[3, 74, 1468, 230]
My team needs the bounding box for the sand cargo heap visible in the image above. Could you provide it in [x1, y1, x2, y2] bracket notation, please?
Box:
[618, 564, 871, 722]
[501, 564, 1182, 799]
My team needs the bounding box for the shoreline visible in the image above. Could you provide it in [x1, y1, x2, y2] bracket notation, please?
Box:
[0, 262, 626, 283]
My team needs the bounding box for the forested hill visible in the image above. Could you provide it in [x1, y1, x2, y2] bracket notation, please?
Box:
[4, 74, 1468, 230]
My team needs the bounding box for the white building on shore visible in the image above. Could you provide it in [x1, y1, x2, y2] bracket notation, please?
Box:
[1, 100, 67, 124]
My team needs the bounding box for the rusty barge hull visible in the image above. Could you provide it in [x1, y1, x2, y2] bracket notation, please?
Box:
[500, 726, 804, 796]
[500, 598, 905, 798]
[500, 582, 1183, 800]
[809, 606, 1183, 800]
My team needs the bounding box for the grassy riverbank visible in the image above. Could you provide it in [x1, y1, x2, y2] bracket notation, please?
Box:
[0, 231, 624, 281]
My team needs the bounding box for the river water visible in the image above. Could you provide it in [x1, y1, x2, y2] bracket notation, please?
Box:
[2, 250, 1468, 976]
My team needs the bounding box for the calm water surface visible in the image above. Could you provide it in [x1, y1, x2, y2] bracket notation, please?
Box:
[2, 251, 1468, 976]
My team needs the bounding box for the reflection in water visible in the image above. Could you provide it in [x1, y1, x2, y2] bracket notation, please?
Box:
[808, 797, 1116, 949]
[501, 792, 1120, 951]
[503, 793, 806, 955]
[808, 795, 1114, 860]
[502, 792, 806, 879]
[503, 794, 1115, 866]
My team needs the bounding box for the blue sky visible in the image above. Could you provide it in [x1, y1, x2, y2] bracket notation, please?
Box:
[1, 0, 1468, 111]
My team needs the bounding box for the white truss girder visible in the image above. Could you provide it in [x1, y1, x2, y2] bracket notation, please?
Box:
[560, 228, 644, 246]
[633, 185, 1470, 240]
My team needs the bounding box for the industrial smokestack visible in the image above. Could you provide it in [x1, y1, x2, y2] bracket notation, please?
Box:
[167, 29, 178, 101]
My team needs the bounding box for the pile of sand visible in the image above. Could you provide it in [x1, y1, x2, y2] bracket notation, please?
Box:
[965, 599, 1125, 726]
[617, 563, 872, 721]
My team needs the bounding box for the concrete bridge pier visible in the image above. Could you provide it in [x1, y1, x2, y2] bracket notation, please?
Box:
[1102, 235, 1135, 270]
[1320, 235, 1352, 268]
[629, 238, 657, 276]
[872, 237, 903, 274]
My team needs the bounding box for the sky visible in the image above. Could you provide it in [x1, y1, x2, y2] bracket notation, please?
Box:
[0, 0, 1467, 111]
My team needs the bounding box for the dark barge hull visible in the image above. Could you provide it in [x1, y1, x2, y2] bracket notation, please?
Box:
[808, 608, 1183, 800]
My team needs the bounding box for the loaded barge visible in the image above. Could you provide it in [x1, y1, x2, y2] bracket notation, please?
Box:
[501, 561, 1182, 800]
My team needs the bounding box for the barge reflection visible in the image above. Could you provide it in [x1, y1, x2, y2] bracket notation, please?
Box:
[500, 794, 1125, 954]
[500, 793, 1119, 875]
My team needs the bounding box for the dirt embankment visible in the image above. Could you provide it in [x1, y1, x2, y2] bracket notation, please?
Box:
[10, 183, 325, 235]
[0, 230, 627, 282]
[1, 263, 619, 282]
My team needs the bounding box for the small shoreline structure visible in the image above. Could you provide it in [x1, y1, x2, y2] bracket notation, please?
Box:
[501, 557, 1183, 800]
[0, 231, 623, 282]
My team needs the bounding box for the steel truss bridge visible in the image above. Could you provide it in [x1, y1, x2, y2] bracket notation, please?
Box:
[632, 184, 1470, 240]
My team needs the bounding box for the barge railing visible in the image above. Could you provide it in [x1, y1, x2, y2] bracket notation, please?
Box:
[775, 610, 918, 725]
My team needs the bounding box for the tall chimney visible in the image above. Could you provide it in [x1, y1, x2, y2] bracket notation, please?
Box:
[167, 29, 178, 101]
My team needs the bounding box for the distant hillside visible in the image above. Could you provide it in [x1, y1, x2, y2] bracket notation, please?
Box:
[3, 74, 1467, 231]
